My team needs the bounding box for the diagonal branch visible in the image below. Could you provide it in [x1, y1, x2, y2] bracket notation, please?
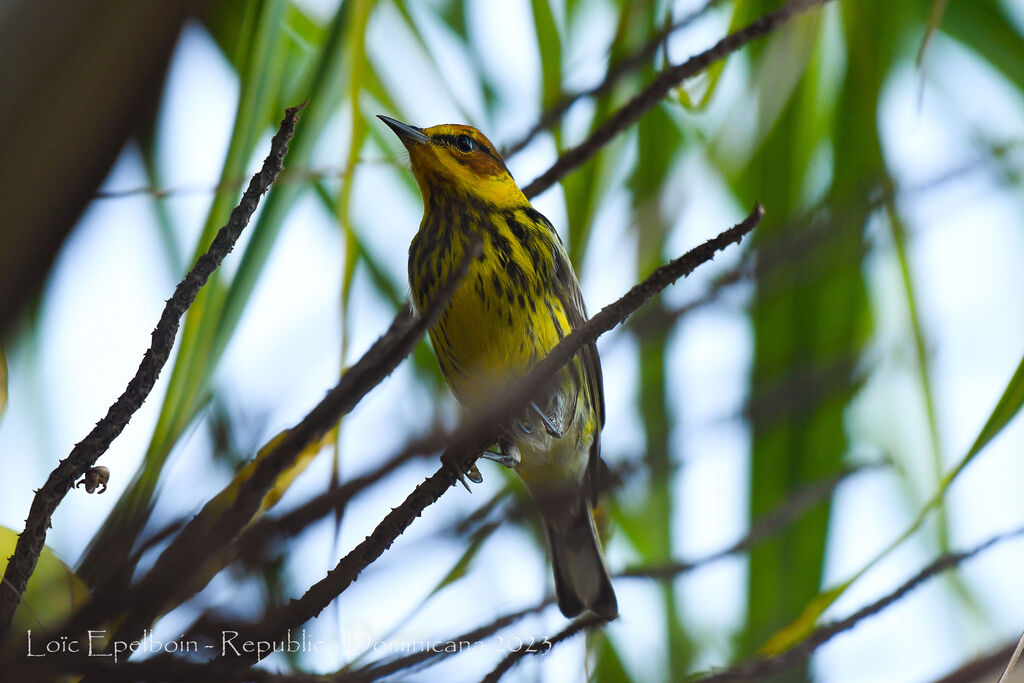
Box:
[520, 0, 834, 199]
[0, 103, 306, 644]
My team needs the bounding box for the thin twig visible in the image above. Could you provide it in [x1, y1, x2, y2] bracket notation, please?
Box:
[520, 0, 834, 199]
[14, 654, 329, 683]
[54, 417, 886, 683]
[692, 524, 1024, 682]
[457, 522, 1024, 683]
[0, 103, 306, 645]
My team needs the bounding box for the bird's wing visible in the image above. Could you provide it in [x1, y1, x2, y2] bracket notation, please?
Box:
[543, 221, 606, 506]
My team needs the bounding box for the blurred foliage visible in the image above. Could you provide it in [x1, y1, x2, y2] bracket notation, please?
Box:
[3, 0, 1024, 681]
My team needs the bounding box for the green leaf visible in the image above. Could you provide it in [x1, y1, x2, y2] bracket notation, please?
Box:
[947, 350, 1024, 483]
[530, 0, 563, 110]
[676, 58, 726, 110]
[436, 0, 469, 42]
[886, 201, 987, 623]
[211, 0, 354, 367]
[337, 0, 375, 362]
[562, 0, 638, 269]
[629, 104, 681, 215]
[205, 425, 333, 520]
[758, 582, 849, 655]
[746, 9, 982, 654]
[432, 530, 492, 597]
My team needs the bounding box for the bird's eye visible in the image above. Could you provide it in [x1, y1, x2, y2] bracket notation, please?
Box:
[455, 135, 475, 153]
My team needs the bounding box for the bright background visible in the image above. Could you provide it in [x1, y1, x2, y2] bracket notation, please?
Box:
[2, 0, 1024, 681]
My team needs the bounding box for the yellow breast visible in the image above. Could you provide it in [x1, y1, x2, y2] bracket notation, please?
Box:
[409, 204, 572, 406]
[432, 245, 567, 405]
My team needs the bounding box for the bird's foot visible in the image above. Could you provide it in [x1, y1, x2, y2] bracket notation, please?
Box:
[441, 451, 481, 491]
[480, 446, 521, 469]
[530, 401, 563, 438]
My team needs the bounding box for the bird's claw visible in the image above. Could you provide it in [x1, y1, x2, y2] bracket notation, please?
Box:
[480, 446, 521, 469]
[530, 401, 563, 438]
[442, 451, 480, 491]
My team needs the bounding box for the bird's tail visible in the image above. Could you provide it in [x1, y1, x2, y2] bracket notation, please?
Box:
[543, 497, 618, 620]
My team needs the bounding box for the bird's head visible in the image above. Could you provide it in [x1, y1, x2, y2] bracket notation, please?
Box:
[378, 115, 525, 209]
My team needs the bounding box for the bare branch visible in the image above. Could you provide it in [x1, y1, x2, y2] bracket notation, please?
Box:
[0, 103, 306, 644]
[92, 160, 395, 201]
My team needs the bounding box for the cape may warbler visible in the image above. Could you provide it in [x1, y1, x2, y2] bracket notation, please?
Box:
[380, 115, 617, 619]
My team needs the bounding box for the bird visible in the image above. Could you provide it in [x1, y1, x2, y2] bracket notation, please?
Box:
[379, 115, 617, 620]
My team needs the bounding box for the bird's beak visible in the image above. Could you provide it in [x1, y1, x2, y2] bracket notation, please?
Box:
[378, 115, 432, 146]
